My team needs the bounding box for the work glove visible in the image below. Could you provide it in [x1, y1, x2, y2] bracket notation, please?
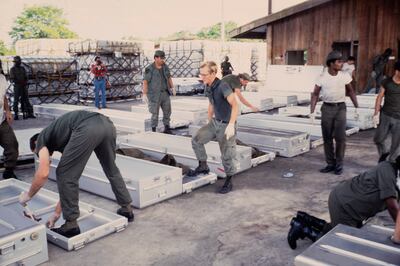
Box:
[309, 112, 315, 125]
[251, 106, 260, 112]
[142, 94, 149, 104]
[19, 191, 31, 206]
[354, 108, 359, 120]
[46, 212, 61, 228]
[224, 123, 235, 140]
[171, 87, 176, 96]
[373, 114, 380, 128]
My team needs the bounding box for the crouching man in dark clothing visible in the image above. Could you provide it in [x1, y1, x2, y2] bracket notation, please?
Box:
[288, 157, 400, 249]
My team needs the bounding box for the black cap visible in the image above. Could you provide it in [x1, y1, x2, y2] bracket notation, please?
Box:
[154, 50, 165, 58]
[326, 51, 343, 62]
[13, 56, 21, 62]
[238, 73, 251, 81]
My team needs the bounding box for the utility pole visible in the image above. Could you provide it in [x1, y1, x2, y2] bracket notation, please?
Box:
[221, 0, 225, 53]
[268, 0, 272, 15]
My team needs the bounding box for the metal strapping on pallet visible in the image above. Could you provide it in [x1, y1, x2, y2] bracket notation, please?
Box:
[295, 224, 400, 266]
[0, 179, 128, 251]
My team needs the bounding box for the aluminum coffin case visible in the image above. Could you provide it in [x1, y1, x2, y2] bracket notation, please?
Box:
[0, 179, 128, 251]
[117, 132, 270, 178]
[0, 206, 48, 266]
[46, 153, 183, 209]
[189, 125, 310, 157]
[295, 224, 400, 266]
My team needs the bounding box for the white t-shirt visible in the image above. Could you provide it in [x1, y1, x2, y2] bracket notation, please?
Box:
[342, 62, 355, 76]
[315, 71, 352, 103]
[0, 74, 7, 122]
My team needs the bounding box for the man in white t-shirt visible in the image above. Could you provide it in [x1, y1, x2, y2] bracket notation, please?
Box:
[310, 51, 359, 175]
[0, 59, 19, 179]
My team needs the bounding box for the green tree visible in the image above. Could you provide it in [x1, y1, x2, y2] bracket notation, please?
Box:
[196, 21, 238, 40]
[9, 5, 77, 41]
[0, 41, 15, 56]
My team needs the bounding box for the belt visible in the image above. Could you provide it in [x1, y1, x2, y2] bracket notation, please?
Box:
[214, 118, 229, 124]
[323, 102, 345, 106]
[94, 76, 105, 80]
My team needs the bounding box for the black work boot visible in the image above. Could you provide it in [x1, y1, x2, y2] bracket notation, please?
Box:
[219, 175, 233, 194]
[378, 153, 389, 163]
[188, 161, 210, 176]
[334, 165, 343, 175]
[51, 220, 80, 238]
[163, 125, 172, 134]
[287, 217, 305, 249]
[151, 127, 156, 132]
[14, 114, 19, 120]
[3, 168, 17, 179]
[319, 164, 336, 173]
[296, 211, 327, 231]
[117, 206, 134, 222]
[27, 113, 36, 119]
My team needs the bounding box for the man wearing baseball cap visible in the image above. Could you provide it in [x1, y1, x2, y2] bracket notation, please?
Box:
[142, 50, 175, 134]
[310, 51, 359, 175]
[222, 73, 259, 114]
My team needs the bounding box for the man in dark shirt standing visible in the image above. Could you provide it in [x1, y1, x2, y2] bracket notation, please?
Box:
[221, 56, 234, 77]
[373, 61, 400, 163]
[19, 110, 134, 237]
[288, 157, 400, 249]
[191, 61, 238, 194]
[9, 56, 35, 120]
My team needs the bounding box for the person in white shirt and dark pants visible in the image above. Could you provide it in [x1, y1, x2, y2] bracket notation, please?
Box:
[310, 51, 359, 175]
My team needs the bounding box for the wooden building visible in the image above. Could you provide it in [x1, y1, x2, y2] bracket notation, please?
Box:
[230, 0, 400, 91]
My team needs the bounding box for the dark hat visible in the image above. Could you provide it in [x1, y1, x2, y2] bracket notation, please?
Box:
[326, 51, 343, 62]
[154, 50, 165, 58]
[238, 73, 251, 81]
[13, 56, 21, 62]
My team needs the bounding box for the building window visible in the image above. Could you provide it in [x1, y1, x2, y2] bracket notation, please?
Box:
[285, 50, 307, 65]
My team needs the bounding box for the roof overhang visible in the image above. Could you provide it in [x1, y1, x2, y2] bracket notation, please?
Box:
[229, 0, 333, 39]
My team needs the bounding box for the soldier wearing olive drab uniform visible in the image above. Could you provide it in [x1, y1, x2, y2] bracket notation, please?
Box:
[142, 50, 175, 134]
[19, 110, 134, 238]
[191, 61, 238, 194]
[310, 51, 359, 175]
[9, 56, 35, 120]
[287, 158, 400, 250]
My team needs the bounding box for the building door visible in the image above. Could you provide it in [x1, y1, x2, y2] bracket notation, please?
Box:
[332, 42, 351, 59]
[332, 41, 359, 63]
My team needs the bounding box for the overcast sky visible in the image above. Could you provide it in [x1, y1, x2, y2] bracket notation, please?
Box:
[0, 0, 306, 44]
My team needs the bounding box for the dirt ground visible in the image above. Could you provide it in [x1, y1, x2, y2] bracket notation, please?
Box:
[9, 103, 379, 266]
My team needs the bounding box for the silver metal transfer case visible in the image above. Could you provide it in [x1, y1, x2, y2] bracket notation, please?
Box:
[46, 153, 183, 209]
[189, 125, 310, 157]
[237, 114, 360, 148]
[117, 132, 274, 177]
[0, 179, 128, 251]
[131, 104, 208, 125]
[0, 205, 48, 266]
[295, 224, 400, 266]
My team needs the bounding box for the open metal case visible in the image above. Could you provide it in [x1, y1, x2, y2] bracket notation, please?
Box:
[0, 179, 128, 251]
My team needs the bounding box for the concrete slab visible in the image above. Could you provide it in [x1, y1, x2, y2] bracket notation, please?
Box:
[6, 101, 379, 266]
